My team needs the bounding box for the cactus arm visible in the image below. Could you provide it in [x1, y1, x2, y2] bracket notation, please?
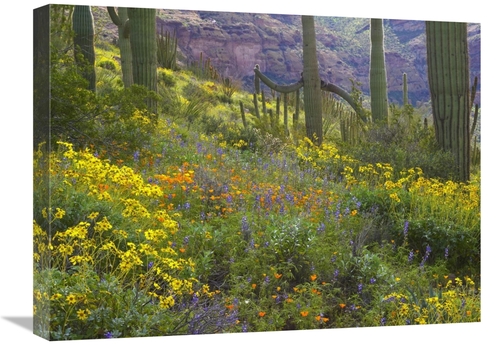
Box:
[254, 65, 303, 93]
[254, 64, 363, 120]
[107, 6, 122, 26]
[107, 7, 133, 87]
[320, 81, 365, 120]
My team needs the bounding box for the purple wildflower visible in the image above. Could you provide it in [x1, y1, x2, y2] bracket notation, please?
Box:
[192, 293, 199, 305]
[420, 245, 432, 268]
[241, 216, 249, 232]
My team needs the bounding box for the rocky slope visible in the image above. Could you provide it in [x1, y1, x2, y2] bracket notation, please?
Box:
[96, 7, 481, 108]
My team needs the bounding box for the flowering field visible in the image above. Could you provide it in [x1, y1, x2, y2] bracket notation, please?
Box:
[33, 54, 480, 340]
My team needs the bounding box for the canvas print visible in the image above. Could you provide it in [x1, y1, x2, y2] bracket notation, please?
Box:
[33, 3, 481, 341]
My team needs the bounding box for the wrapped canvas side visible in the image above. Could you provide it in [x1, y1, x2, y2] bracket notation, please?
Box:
[33, 4, 51, 340]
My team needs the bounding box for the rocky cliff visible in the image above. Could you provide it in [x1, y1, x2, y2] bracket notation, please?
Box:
[98, 7, 481, 107]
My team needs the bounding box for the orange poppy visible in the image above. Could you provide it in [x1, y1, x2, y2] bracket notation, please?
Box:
[258, 311, 266, 317]
[300, 311, 309, 317]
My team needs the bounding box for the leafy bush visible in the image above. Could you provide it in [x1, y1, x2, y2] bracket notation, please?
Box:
[96, 85, 158, 160]
[50, 57, 100, 148]
[367, 273, 480, 326]
[33, 144, 222, 339]
[97, 57, 118, 71]
[161, 86, 211, 128]
[390, 218, 480, 273]
[158, 68, 176, 88]
[342, 106, 459, 180]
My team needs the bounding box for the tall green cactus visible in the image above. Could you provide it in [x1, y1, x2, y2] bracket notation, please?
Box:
[72, 5, 96, 92]
[157, 26, 178, 71]
[301, 15, 323, 145]
[369, 18, 389, 123]
[426, 21, 470, 181]
[402, 72, 408, 106]
[128, 7, 158, 114]
[107, 7, 133, 87]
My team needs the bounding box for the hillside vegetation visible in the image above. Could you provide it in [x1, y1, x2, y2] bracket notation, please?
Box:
[91, 7, 481, 109]
[33, 7, 480, 340]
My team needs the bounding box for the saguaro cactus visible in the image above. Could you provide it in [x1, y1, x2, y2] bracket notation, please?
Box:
[72, 5, 96, 92]
[157, 26, 178, 71]
[402, 72, 408, 106]
[107, 7, 133, 87]
[426, 21, 470, 181]
[128, 7, 158, 113]
[369, 18, 389, 123]
[301, 15, 323, 145]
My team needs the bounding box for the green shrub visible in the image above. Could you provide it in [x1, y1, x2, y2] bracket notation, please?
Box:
[95, 85, 158, 160]
[50, 56, 100, 149]
[341, 106, 458, 180]
[158, 68, 176, 88]
[389, 218, 480, 275]
[97, 58, 118, 71]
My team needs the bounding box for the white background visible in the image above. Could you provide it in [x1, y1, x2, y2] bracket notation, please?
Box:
[1, 1, 496, 344]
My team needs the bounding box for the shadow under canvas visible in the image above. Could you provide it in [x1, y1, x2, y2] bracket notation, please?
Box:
[3, 317, 33, 332]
